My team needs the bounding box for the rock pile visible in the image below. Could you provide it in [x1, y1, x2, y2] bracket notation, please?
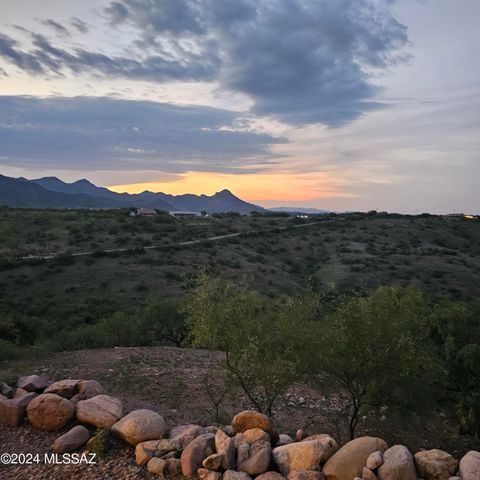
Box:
[1, 375, 479, 479]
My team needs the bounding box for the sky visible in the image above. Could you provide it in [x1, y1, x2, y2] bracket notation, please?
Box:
[0, 0, 479, 213]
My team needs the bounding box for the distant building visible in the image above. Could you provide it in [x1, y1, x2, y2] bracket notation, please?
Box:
[169, 211, 203, 218]
[136, 208, 157, 216]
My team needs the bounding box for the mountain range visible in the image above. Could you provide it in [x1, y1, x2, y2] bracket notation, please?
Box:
[0, 174, 264, 214]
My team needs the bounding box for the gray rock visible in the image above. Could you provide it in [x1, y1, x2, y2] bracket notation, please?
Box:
[53, 425, 90, 453]
[0, 392, 37, 426]
[17, 375, 50, 392]
[44, 379, 81, 399]
[459, 451, 480, 480]
[76, 395, 122, 428]
[377, 445, 417, 480]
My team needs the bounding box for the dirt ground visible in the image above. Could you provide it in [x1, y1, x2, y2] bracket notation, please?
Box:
[1, 346, 479, 479]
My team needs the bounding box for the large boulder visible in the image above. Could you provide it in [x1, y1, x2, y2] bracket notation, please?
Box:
[171, 424, 206, 448]
[181, 433, 215, 478]
[76, 394, 122, 428]
[274, 437, 338, 475]
[44, 379, 80, 399]
[17, 375, 50, 392]
[0, 392, 37, 426]
[232, 411, 275, 435]
[459, 451, 480, 480]
[322, 436, 388, 480]
[112, 409, 165, 445]
[53, 425, 90, 453]
[377, 445, 417, 480]
[414, 449, 458, 480]
[238, 440, 272, 476]
[216, 429, 236, 470]
[26, 393, 74, 431]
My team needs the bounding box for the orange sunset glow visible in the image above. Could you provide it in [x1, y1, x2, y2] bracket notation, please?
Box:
[109, 171, 358, 204]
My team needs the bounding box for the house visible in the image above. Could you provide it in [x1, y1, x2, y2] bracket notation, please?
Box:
[169, 211, 203, 218]
[136, 208, 157, 216]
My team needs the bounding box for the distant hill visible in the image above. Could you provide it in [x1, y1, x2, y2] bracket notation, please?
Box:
[0, 174, 264, 213]
[269, 206, 332, 214]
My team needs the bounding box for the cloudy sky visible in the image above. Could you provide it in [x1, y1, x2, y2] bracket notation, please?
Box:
[0, 0, 478, 213]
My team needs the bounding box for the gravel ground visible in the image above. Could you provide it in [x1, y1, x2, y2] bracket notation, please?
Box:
[1, 346, 480, 479]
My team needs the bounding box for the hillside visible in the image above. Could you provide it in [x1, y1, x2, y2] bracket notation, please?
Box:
[0, 174, 264, 213]
[0, 208, 479, 354]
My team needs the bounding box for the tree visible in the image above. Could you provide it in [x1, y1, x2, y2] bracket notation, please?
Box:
[186, 274, 315, 416]
[141, 297, 186, 347]
[313, 286, 441, 439]
[430, 298, 480, 436]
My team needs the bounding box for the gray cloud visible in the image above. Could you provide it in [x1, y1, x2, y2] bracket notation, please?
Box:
[70, 17, 89, 34]
[0, 31, 219, 82]
[0, 95, 286, 173]
[0, 0, 409, 127]
[40, 19, 70, 37]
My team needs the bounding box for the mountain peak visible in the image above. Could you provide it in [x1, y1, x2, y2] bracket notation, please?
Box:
[215, 188, 236, 198]
[74, 179, 95, 186]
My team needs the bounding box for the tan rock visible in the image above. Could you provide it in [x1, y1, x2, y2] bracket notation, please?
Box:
[135, 439, 180, 465]
[17, 375, 50, 392]
[171, 424, 206, 448]
[322, 436, 388, 480]
[166, 458, 182, 475]
[288, 471, 325, 480]
[238, 440, 272, 476]
[198, 468, 222, 480]
[76, 395, 122, 428]
[77, 380, 106, 398]
[459, 451, 480, 480]
[414, 449, 458, 480]
[181, 433, 215, 478]
[367, 451, 384, 470]
[0, 392, 37, 427]
[112, 409, 165, 445]
[15, 388, 29, 398]
[148, 457, 166, 475]
[236, 428, 270, 446]
[26, 393, 74, 430]
[53, 425, 90, 453]
[274, 437, 338, 475]
[216, 429, 236, 470]
[377, 445, 416, 480]
[232, 410, 274, 435]
[223, 470, 252, 480]
[203, 453, 223, 471]
[44, 379, 80, 399]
